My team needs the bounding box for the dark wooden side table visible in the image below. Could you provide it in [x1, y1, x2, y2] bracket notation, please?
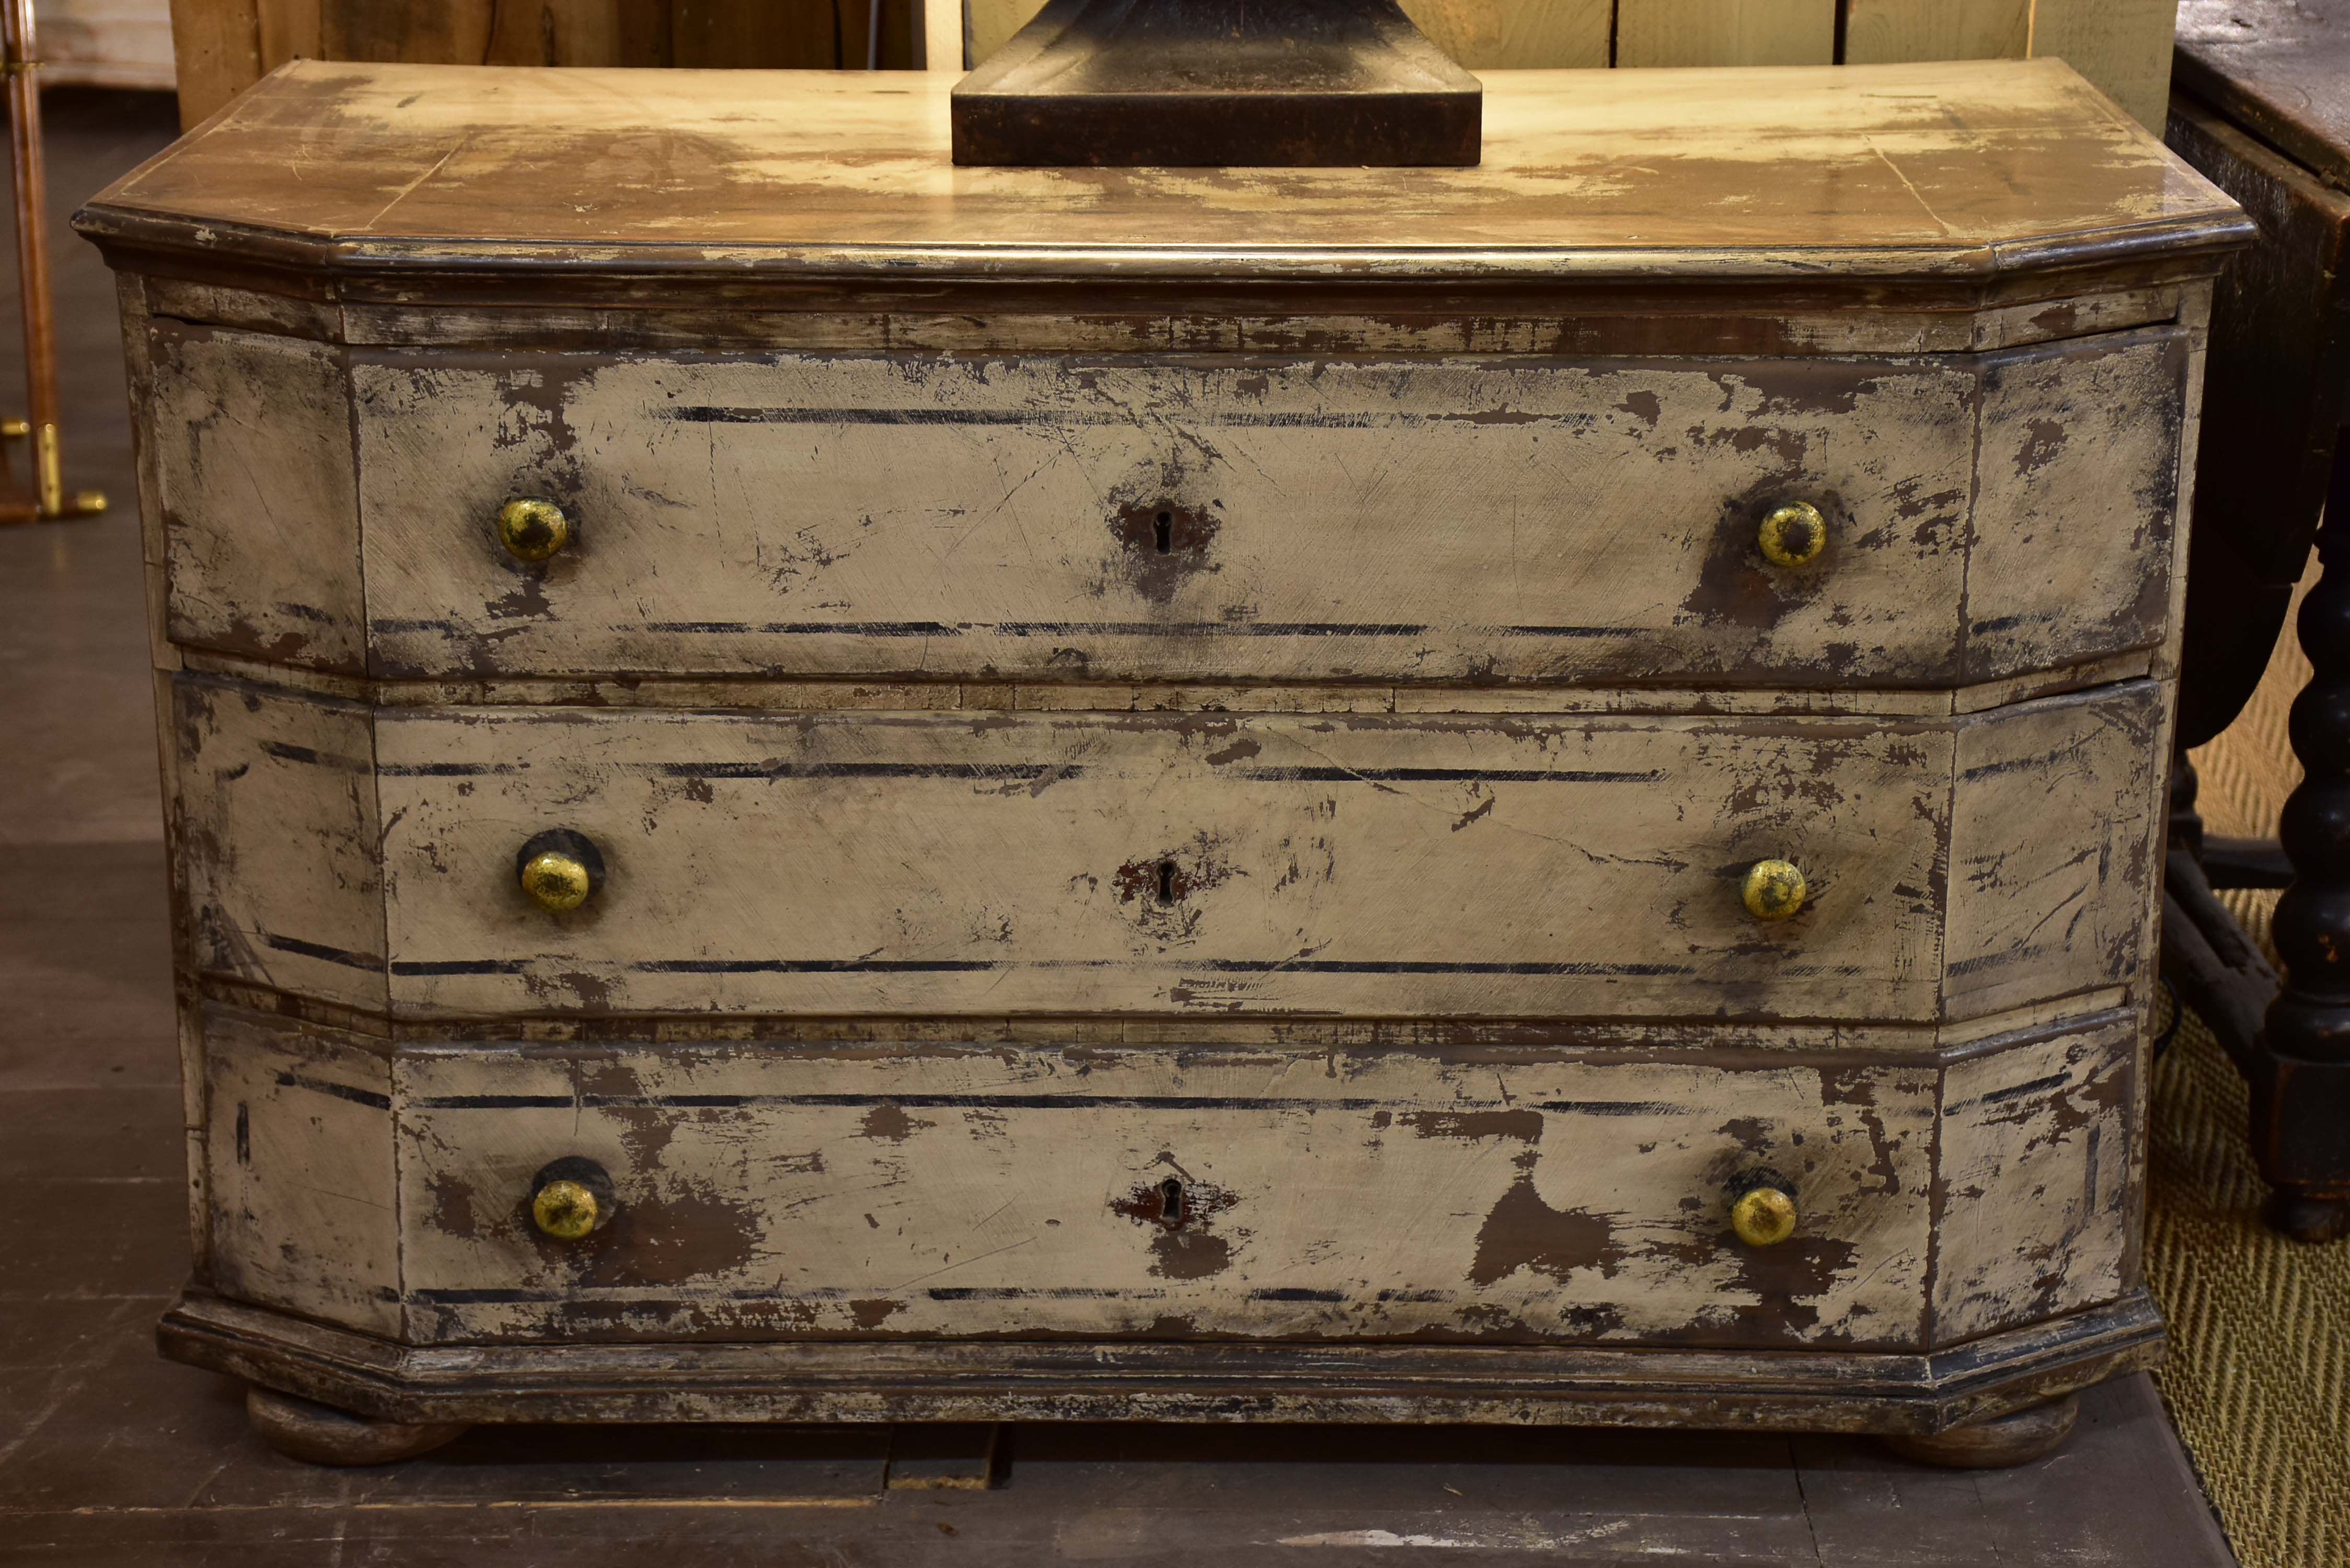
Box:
[2165, 0, 2350, 1242]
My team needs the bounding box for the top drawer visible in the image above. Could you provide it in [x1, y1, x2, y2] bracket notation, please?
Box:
[146, 325, 2187, 687]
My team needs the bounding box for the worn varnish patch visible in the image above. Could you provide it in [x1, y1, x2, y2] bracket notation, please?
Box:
[390, 1035, 1940, 1349]
[148, 322, 365, 673]
[351, 349, 2001, 686]
[371, 698, 1955, 1021]
[1934, 1020, 2137, 1345]
[204, 1007, 399, 1336]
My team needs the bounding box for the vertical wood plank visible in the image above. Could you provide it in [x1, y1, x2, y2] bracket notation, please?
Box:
[1402, 0, 1613, 68]
[969, 0, 1615, 68]
[1840, 0, 2030, 63]
[920, 0, 960, 66]
[672, 0, 843, 66]
[254, 0, 321, 64]
[166, 0, 263, 129]
[1616, 0, 1837, 65]
[2028, 0, 2179, 131]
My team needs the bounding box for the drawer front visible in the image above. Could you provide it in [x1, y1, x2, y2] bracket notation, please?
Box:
[347, 334, 2184, 686]
[396, 1040, 1940, 1348]
[377, 706, 1951, 1020]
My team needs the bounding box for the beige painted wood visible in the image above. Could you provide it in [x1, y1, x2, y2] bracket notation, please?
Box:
[1942, 682, 2165, 1021]
[352, 349, 1991, 686]
[327, 339, 2179, 688]
[166, 0, 263, 129]
[1842, 0, 2031, 65]
[147, 321, 364, 675]
[203, 1006, 400, 1336]
[172, 673, 387, 1012]
[2028, 0, 2180, 132]
[1401, 0, 1612, 68]
[87, 62, 2241, 284]
[1934, 1017, 2135, 1344]
[396, 1033, 1938, 1347]
[1616, 0, 1835, 66]
[1964, 327, 2187, 682]
[373, 702, 1952, 1021]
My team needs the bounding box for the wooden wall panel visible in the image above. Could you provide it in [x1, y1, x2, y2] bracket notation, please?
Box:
[1842, 0, 2031, 64]
[1616, 0, 1837, 66]
[2027, 0, 2179, 132]
[1402, 0, 1611, 68]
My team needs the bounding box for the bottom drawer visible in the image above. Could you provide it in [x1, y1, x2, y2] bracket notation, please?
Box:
[200, 1007, 2138, 1353]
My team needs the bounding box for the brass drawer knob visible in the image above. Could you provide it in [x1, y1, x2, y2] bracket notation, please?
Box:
[496, 497, 572, 562]
[1756, 500, 1826, 568]
[528, 1157, 615, 1241]
[1731, 1184, 1799, 1248]
[516, 828, 605, 914]
[1741, 858, 1807, 921]
[532, 1179, 601, 1240]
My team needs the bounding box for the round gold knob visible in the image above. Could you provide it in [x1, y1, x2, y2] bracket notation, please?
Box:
[1741, 859, 1807, 921]
[532, 1178, 601, 1240]
[515, 829, 604, 914]
[496, 497, 571, 562]
[1731, 1185, 1799, 1248]
[1757, 500, 1826, 568]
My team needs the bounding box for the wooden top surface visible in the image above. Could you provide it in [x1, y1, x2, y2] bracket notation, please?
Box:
[2175, 0, 2350, 191]
[79, 57, 2245, 286]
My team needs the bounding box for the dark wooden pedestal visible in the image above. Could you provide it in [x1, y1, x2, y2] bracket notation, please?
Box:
[2162, 4, 2350, 1242]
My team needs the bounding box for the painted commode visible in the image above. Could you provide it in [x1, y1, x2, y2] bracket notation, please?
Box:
[75, 57, 2248, 1465]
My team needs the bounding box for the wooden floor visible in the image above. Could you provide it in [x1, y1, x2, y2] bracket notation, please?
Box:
[0, 87, 2241, 1568]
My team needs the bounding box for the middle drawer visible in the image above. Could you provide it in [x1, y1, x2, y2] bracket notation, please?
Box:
[277, 684, 2166, 1023]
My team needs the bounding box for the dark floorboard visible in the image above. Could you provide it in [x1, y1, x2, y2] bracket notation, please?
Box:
[0, 84, 2239, 1565]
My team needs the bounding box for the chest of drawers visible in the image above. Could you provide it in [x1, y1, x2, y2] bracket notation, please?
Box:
[80, 57, 2247, 1467]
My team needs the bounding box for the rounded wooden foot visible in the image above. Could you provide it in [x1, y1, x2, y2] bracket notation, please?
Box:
[247, 1385, 470, 1466]
[2264, 1189, 2350, 1243]
[1881, 1394, 2078, 1469]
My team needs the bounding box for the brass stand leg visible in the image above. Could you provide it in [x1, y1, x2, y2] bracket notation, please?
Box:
[245, 1385, 471, 1466]
[1880, 1394, 2080, 1469]
[0, 0, 104, 525]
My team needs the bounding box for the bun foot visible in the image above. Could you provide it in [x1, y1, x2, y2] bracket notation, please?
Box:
[1881, 1394, 2078, 1469]
[247, 1385, 470, 1466]
[2264, 1189, 2350, 1243]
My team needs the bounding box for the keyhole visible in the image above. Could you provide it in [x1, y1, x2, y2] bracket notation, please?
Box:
[1153, 511, 1173, 554]
[1156, 860, 1177, 903]
[1159, 1176, 1185, 1223]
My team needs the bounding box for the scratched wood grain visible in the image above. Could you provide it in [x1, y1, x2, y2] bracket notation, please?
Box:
[1932, 1017, 2136, 1347]
[171, 673, 388, 1013]
[203, 1006, 401, 1336]
[389, 1030, 1937, 1347]
[372, 701, 1953, 1021]
[1963, 327, 2187, 683]
[1941, 680, 2164, 1021]
[330, 342, 2181, 687]
[352, 347, 1981, 685]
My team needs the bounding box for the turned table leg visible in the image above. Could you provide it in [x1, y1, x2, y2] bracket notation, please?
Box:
[2254, 435, 2350, 1244]
[246, 1385, 470, 1466]
[1881, 1394, 2079, 1469]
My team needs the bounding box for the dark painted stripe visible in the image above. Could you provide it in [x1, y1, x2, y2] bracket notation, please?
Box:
[993, 621, 1427, 637]
[658, 407, 1591, 430]
[1223, 767, 1665, 783]
[925, 1287, 1126, 1300]
[1494, 626, 1637, 639]
[1977, 1071, 2073, 1106]
[379, 762, 522, 777]
[259, 741, 365, 769]
[413, 1094, 575, 1109]
[645, 762, 1065, 781]
[273, 1072, 391, 1110]
[627, 959, 1691, 977]
[1535, 1100, 1685, 1116]
[645, 620, 961, 637]
[422, 1092, 1466, 1112]
[391, 959, 534, 976]
[264, 932, 384, 971]
[1251, 1288, 1347, 1301]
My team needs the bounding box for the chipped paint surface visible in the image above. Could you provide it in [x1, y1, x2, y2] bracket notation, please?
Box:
[192, 1003, 2136, 1354]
